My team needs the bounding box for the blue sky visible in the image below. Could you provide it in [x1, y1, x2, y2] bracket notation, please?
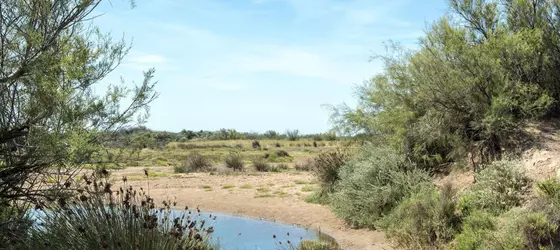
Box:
[93, 0, 447, 134]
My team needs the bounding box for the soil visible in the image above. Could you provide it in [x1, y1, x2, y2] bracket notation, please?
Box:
[111, 168, 395, 250]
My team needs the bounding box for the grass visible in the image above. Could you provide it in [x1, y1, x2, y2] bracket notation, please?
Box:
[222, 184, 235, 189]
[255, 194, 275, 198]
[294, 180, 310, 185]
[106, 139, 343, 170]
[301, 185, 315, 192]
[239, 184, 253, 189]
[256, 187, 271, 193]
[273, 190, 288, 197]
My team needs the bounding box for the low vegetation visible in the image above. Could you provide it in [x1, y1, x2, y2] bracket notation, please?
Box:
[175, 153, 213, 173]
[252, 158, 271, 172]
[224, 152, 245, 171]
[21, 177, 214, 250]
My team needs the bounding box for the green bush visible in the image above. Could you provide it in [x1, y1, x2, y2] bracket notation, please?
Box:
[252, 158, 270, 172]
[452, 210, 498, 250]
[304, 191, 330, 205]
[277, 164, 289, 170]
[380, 183, 461, 249]
[330, 145, 431, 229]
[176, 153, 212, 173]
[286, 129, 299, 141]
[24, 180, 214, 250]
[453, 207, 560, 250]
[312, 149, 350, 194]
[458, 160, 530, 216]
[275, 150, 291, 157]
[296, 240, 332, 250]
[225, 152, 244, 171]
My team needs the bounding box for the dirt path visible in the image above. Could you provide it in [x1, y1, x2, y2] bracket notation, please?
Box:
[112, 167, 394, 250]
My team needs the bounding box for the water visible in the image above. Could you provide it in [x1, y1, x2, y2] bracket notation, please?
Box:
[197, 212, 320, 250]
[27, 209, 337, 250]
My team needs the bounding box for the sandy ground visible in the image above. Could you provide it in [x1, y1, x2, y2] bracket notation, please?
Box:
[111, 167, 395, 250]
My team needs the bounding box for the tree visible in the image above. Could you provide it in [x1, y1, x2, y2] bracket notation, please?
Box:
[330, 0, 558, 171]
[263, 130, 279, 139]
[0, 0, 157, 217]
[285, 129, 300, 141]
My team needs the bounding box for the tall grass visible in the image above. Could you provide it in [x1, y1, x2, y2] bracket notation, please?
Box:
[23, 175, 215, 250]
[312, 149, 350, 194]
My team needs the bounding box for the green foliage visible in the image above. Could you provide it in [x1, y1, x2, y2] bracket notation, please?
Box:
[329, 0, 560, 172]
[537, 178, 560, 203]
[312, 149, 350, 195]
[252, 158, 271, 172]
[224, 152, 244, 171]
[176, 153, 213, 173]
[277, 164, 289, 170]
[458, 160, 530, 216]
[380, 184, 460, 249]
[0, 0, 158, 210]
[304, 192, 330, 205]
[296, 240, 332, 250]
[452, 210, 499, 250]
[276, 150, 291, 157]
[286, 130, 300, 141]
[330, 144, 431, 228]
[23, 181, 214, 250]
[264, 130, 280, 139]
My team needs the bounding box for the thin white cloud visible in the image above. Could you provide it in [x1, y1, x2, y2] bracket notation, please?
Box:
[129, 55, 165, 64]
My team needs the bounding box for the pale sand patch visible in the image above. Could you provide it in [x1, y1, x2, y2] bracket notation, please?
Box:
[111, 167, 394, 250]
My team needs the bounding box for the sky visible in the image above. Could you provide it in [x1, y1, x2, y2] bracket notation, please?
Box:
[93, 0, 447, 134]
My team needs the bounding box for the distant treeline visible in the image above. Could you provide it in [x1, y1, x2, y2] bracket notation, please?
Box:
[104, 126, 345, 149]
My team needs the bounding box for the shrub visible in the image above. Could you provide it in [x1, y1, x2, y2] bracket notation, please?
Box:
[277, 164, 289, 170]
[453, 207, 559, 250]
[330, 145, 431, 229]
[286, 129, 299, 141]
[275, 150, 291, 157]
[452, 210, 498, 250]
[296, 240, 332, 250]
[380, 183, 461, 249]
[458, 160, 530, 216]
[295, 160, 313, 171]
[252, 140, 261, 149]
[269, 165, 282, 172]
[313, 141, 318, 147]
[24, 179, 214, 250]
[224, 152, 244, 171]
[253, 159, 270, 172]
[176, 153, 212, 173]
[275, 142, 281, 148]
[313, 149, 350, 194]
[304, 192, 330, 205]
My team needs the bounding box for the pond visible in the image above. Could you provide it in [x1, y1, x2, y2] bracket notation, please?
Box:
[196, 212, 330, 250]
[27, 209, 338, 250]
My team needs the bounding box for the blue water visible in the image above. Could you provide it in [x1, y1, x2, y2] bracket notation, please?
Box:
[27, 209, 326, 250]
[196, 212, 319, 250]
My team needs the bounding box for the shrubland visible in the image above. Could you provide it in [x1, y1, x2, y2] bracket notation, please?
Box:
[310, 0, 560, 248]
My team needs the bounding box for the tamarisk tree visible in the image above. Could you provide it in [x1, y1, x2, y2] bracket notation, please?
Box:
[0, 0, 157, 212]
